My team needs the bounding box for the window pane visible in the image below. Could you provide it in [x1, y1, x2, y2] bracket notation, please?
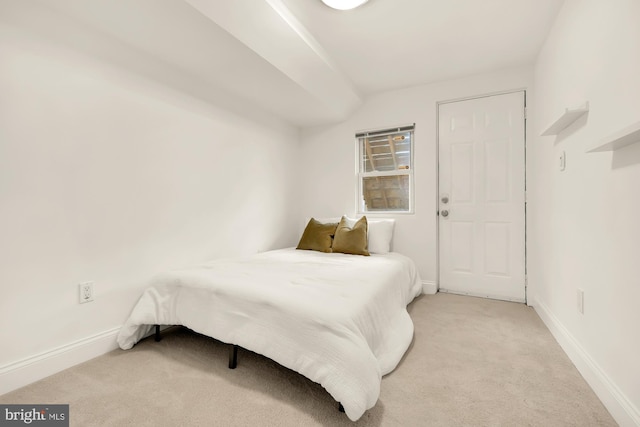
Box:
[361, 131, 412, 173]
[362, 175, 410, 211]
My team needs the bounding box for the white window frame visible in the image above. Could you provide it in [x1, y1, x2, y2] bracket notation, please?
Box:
[356, 124, 415, 214]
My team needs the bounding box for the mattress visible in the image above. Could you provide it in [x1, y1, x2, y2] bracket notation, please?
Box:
[117, 247, 422, 421]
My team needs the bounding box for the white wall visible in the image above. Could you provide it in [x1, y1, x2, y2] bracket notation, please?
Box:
[0, 3, 300, 392]
[298, 67, 533, 287]
[528, 0, 640, 425]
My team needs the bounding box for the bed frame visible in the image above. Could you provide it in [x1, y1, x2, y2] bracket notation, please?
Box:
[153, 325, 345, 413]
[154, 325, 238, 368]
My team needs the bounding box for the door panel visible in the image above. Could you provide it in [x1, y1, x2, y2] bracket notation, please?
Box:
[451, 143, 474, 202]
[438, 91, 525, 302]
[484, 222, 510, 276]
[485, 139, 510, 201]
[451, 221, 473, 273]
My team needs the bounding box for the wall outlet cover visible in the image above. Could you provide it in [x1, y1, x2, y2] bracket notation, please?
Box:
[79, 282, 94, 304]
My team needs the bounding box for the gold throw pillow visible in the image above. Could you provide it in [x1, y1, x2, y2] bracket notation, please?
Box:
[332, 216, 370, 256]
[296, 218, 338, 253]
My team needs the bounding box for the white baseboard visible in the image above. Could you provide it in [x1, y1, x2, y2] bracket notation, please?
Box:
[0, 327, 121, 396]
[422, 280, 437, 295]
[534, 297, 640, 427]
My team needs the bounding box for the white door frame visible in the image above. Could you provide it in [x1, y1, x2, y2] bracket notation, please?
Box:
[435, 89, 527, 303]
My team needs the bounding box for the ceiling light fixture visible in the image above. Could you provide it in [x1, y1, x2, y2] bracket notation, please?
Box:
[321, 0, 369, 11]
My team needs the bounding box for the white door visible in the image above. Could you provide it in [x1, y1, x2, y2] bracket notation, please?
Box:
[438, 91, 526, 302]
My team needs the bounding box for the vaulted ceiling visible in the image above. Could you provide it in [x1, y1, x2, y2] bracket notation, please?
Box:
[39, 0, 564, 127]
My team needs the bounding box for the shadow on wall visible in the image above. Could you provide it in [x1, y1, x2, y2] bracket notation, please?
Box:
[552, 113, 589, 146]
[612, 140, 640, 169]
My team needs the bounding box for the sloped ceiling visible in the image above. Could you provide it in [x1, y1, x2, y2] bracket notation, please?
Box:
[36, 0, 564, 127]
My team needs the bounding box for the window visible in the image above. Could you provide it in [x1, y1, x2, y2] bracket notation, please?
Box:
[356, 124, 414, 213]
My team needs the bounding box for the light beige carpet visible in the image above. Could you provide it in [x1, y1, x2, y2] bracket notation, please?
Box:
[1, 293, 616, 426]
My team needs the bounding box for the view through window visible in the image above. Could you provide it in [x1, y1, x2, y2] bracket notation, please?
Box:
[356, 124, 414, 213]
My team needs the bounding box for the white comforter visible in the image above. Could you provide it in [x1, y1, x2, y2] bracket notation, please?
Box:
[117, 248, 422, 421]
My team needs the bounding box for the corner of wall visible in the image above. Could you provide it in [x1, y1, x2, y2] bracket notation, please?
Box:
[533, 297, 640, 427]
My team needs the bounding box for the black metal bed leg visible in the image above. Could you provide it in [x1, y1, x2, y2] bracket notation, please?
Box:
[154, 325, 161, 342]
[228, 344, 238, 369]
[338, 403, 345, 413]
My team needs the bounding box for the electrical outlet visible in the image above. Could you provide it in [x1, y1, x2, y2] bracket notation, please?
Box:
[79, 281, 94, 304]
[576, 288, 584, 314]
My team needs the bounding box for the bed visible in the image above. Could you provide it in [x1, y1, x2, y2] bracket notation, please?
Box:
[117, 217, 422, 421]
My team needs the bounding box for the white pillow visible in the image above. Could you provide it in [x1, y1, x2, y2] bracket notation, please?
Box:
[367, 219, 395, 254]
[311, 216, 395, 254]
[311, 217, 342, 225]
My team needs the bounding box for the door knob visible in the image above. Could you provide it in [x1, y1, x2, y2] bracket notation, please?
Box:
[441, 210, 449, 217]
[441, 196, 449, 204]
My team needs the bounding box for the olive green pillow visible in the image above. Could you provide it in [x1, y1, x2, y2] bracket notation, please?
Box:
[332, 216, 370, 256]
[296, 218, 339, 253]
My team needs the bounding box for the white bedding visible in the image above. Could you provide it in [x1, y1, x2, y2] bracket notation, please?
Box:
[117, 248, 422, 421]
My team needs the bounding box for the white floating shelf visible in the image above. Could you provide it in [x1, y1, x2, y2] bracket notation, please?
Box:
[587, 120, 640, 152]
[540, 102, 589, 136]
